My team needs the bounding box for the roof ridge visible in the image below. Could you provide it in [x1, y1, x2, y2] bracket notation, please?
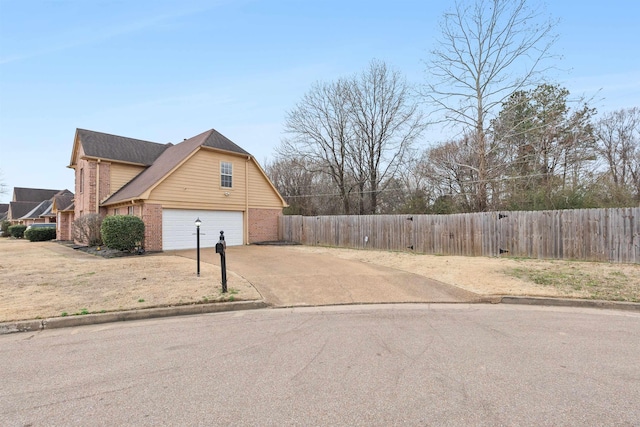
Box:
[76, 128, 164, 146]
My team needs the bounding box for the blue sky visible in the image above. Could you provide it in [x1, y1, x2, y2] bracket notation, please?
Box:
[1, 0, 638, 203]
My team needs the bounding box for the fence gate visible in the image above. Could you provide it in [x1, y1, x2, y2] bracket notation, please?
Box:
[405, 215, 415, 252]
[498, 212, 511, 257]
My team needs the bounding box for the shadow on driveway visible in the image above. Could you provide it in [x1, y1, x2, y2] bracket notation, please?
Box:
[170, 245, 481, 307]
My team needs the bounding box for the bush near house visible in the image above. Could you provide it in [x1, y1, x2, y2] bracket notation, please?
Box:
[8, 225, 27, 238]
[1, 220, 10, 237]
[101, 215, 145, 252]
[72, 213, 103, 246]
[25, 227, 57, 242]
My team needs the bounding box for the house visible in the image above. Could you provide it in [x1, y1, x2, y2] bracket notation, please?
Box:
[68, 128, 287, 251]
[6, 187, 70, 226]
[52, 191, 75, 241]
[0, 204, 8, 221]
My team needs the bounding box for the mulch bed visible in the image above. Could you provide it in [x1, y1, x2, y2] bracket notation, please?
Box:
[56, 241, 145, 258]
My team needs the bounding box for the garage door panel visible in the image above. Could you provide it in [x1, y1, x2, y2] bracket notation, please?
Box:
[162, 209, 243, 250]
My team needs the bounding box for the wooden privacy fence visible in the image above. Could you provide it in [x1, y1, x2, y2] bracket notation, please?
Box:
[279, 207, 639, 264]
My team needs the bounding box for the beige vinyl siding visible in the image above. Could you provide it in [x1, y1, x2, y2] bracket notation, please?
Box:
[149, 150, 247, 210]
[247, 159, 284, 208]
[110, 163, 145, 194]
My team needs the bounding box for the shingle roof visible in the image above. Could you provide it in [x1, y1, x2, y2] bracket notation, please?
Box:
[76, 129, 170, 165]
[8, 201, 40, 220]
[12, 187, 61, 203]
[19, 200, 53, 220]
[52, 192, 74, 213]
[202, 129, 251, 156]
[102, 129, 251, 205]
[0, 204, 8, 215]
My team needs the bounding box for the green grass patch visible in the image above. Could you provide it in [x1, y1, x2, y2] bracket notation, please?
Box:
[504, 265, 638, 302]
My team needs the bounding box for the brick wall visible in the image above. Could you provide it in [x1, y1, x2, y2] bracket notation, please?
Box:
[75, 159, 99, 217]
[75, 157, 90, 218]
[56, 211, 73, 241]
[73, 147, 113, 244]
[142, 203, 163, 251]
[248, 208, 281, 243]
[98, 162, 110, 204]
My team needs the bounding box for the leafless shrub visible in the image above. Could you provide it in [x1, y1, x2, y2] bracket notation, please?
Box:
[72, 213, 103, 246]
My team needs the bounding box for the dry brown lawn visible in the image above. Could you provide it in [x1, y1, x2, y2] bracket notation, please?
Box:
[0, 239, 259, 322]
[298, 246, 640, 303]
[1, 238, 638, 323]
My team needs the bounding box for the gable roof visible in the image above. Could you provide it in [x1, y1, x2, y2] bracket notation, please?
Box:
[201, 128, 251, 156]
[102, 129, 252, 205]
[0, 204, 8, 221]
[8, 201, 40, 220]
[70, 129, 171, 167]
[19, 200, 53, 220]
[52, 191, 75, 213]
[13, 187, 61, 203]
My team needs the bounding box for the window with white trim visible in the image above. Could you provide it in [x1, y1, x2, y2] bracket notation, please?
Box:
[221, 161, 233, 188]
[128, 206, 134, 215]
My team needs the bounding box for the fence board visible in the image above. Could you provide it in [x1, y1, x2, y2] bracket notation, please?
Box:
[280, 207, 640, 263]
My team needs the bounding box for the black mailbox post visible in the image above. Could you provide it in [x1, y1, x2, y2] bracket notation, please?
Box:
[215, 230, 227, 293]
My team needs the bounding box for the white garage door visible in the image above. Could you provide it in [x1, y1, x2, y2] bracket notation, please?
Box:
[162, 209, 243, 250]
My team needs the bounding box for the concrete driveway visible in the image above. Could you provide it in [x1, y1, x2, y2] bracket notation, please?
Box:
[172, 245, 481, 306]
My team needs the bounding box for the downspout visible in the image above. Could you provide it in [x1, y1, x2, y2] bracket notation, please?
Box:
[245, 156, 250, 245]
[96, 159, 101, 214]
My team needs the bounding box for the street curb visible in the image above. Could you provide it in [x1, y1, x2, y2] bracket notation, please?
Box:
[2, 297, 638, 335]
[0, 300, 269, 335]
[499, 296, 640, 312]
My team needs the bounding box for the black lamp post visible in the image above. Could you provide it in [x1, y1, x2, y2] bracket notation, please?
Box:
[195, 218, 201, 277]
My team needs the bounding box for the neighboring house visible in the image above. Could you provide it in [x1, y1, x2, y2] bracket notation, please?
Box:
[0, 204, 9, 221]
[7, 187, 71, 226]
[52, 191, 75, 241]
[69, 128, 287, 251]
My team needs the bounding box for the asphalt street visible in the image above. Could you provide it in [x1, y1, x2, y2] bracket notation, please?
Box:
[1, 304, 639, 426]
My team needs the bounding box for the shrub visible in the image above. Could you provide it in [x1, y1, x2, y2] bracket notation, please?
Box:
[8, 224, 27, 238]
[101, 215, 145, 252]
[25, 227, 57, 242]
[1, 220, 10, 237]
[72, 214, 103, 246]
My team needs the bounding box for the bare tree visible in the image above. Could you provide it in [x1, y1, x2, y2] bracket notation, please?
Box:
[279, 79, 354, 214]
[265, 156, 343, 215]
[349, 60, 426, 213]
[423, 0, 558, 211]
[595, 107, 640, 203]
[0, 169, 7, 197]
[280, 60, 425, 215]
[421, 136, 478, 212]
